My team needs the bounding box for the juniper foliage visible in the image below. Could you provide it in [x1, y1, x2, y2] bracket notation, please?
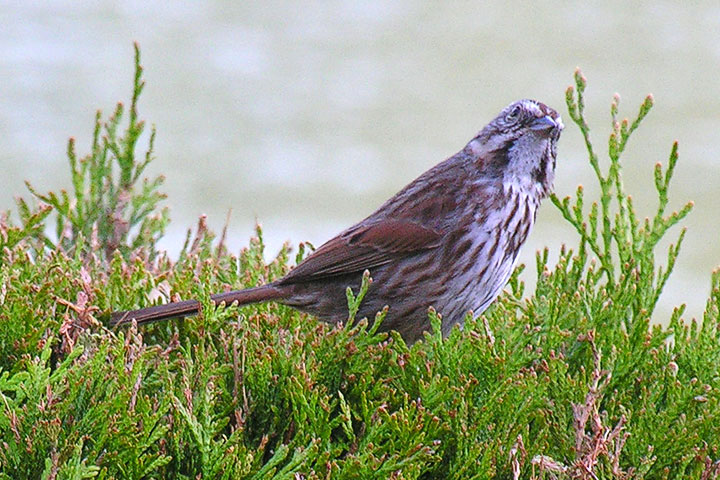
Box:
[0, 51, 718, 479]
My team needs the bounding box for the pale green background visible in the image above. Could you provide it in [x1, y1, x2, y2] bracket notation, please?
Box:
[2, 2, 719, 321]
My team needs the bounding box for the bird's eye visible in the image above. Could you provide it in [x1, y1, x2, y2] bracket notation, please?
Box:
[506, 105, 522, 122]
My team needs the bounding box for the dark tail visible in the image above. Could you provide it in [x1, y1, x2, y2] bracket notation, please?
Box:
[110, 284, 287, 327]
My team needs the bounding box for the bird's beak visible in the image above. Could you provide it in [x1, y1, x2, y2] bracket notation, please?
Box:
[530, 114, 563, 132]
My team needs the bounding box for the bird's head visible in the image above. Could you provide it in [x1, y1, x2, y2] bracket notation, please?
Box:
[468, 99, 563, 195]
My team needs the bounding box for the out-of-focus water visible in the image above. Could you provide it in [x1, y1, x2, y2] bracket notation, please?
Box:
[2, 2, 719, 321]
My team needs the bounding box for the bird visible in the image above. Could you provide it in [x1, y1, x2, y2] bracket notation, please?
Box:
[111, 99, 563, 344]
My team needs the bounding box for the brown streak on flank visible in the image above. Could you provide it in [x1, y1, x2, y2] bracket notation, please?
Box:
[383, 255, 438, 300]
[505, 200, 528, 252]
[515, 202, 533, 249]
[438, 228, 463, 264]
[503, 237, 522, 262]
[399, 302, 431, 324]
[486, 229, 501, 259]
[519, 209, 531, 245]
[454, 237, 473, 258]
[456, 252, 486, 295]
[516, 227, 527, 252]
[406, 266, 437, 288]
[460, 245, 490, 284]
[458, 242, 481, 277]
[525, 201, 532, 222]
[397, 252, 434, 277]
[503, 196, 520, 230]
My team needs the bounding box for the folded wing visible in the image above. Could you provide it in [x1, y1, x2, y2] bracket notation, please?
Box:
[280, 220, 443, 284]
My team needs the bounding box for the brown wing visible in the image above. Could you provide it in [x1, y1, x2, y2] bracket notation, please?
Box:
[280, 220, 443, 284]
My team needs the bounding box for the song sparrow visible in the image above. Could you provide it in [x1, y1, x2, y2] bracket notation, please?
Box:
[111, 99, 563, 344]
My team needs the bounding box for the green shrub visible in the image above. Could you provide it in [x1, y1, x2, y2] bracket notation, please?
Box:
[0, 48, 717, 479]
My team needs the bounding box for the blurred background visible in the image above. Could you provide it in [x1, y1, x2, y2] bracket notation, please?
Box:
[2, 2, 719, 321]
